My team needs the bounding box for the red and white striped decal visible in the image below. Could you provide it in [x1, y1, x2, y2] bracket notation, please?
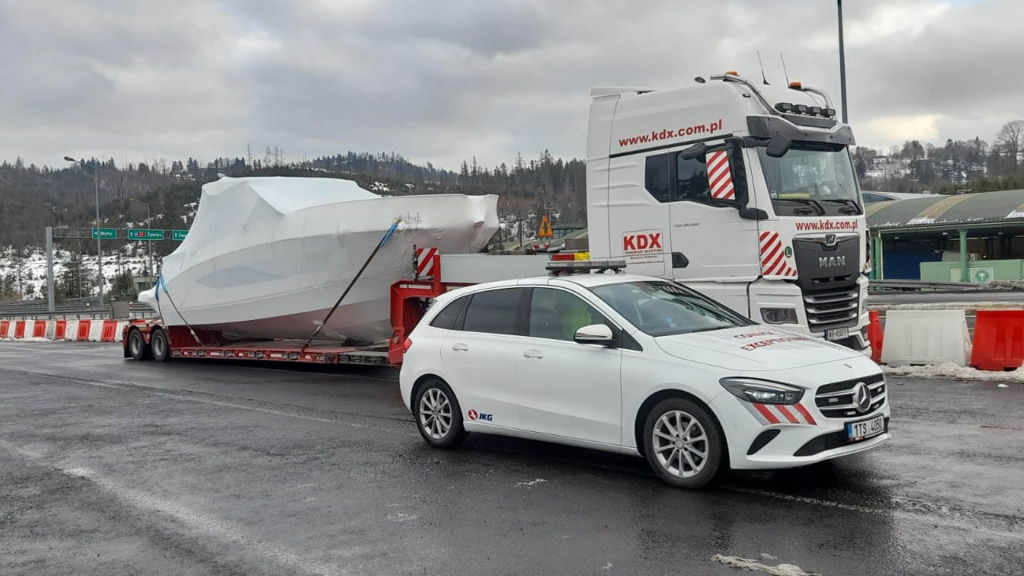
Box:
[416, 247, 437, 277]
[706, 150, 735, 200]
[758, 230, 797, 278]
[752, 403, 817, 426]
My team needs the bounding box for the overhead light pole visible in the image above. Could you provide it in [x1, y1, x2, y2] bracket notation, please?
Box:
[837, 0, 848, 124]
[64, 156, 104, 311]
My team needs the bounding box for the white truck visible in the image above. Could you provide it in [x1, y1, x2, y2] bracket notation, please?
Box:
[585, 72, 868, 351]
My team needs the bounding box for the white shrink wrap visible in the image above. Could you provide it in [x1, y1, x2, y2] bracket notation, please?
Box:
[139, 177, 497, 343]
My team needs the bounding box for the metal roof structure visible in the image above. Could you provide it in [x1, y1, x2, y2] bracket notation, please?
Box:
[866, 189, 1024, 233]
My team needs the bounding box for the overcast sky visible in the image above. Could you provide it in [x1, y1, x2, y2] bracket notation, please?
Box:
[1, 0, 1020, 171]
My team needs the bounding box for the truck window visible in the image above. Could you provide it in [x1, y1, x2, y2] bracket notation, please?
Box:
[644, 153, 671, 203]
[675, 155, 710, 202]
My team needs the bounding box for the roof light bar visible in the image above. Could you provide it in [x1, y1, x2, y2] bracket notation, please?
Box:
[546, 259, 627, 276]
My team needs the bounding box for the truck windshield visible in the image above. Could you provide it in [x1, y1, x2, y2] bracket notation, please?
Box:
[757, 143, 861, 216]
[590, 281, 753, 337]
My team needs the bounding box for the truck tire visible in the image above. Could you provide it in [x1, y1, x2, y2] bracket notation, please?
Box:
[127, 329, 150, 361]
[642, 398, 724, 490]
[150, 328, 170, 362]
[413, 379, 468, 449]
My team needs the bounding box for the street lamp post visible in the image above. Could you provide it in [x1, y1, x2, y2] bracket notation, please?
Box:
[837, 0, 848, 124]
[64, 156, 104, 311]
[129, 197, 154, 281]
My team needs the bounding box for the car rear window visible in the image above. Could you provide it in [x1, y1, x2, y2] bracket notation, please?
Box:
[462, 288, 522, 335]
[429, 295, 468, 330]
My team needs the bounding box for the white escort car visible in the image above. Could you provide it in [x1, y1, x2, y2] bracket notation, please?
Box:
[399, 271, 889, 489]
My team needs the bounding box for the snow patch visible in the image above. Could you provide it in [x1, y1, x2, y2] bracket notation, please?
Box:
[884, 362, 1024, 382]
[514, 478, 547, 488]
[711, 554, 821, 576]
[870, 301, 1024, 311]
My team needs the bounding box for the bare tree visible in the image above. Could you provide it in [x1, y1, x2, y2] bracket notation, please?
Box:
[996, 120, 1024, 167]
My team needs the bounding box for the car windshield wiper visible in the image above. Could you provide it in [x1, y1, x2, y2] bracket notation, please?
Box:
[776, 198, 826, 215]
[820, 198, 861, 214]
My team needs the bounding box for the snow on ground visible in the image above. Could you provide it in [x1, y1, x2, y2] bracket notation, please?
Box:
[870, 301, 1024, 311]
[1, 245, 155, 299]
[884, 362, 1022, 384]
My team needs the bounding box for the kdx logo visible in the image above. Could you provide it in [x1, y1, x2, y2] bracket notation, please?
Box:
[623, 232, 662, 252]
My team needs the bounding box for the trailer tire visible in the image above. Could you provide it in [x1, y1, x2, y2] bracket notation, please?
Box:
[151, 328, 170, 362]
[128, 329, 151, 361]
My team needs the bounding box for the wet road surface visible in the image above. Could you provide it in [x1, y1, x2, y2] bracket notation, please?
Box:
[0, 342, 1022, 575]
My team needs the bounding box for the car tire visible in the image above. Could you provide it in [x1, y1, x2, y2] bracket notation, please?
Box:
[150, 328, 170, 362]
[643, 398, 724, 489]
[413, 379, 468, 449]
[127, 328, 150, 361]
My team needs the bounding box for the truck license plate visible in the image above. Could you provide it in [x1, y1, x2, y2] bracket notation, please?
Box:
[846, 415, 885, 442]
[825, 327, 848, 341]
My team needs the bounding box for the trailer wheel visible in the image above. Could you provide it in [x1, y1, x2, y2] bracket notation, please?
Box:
[151, 328, 170, 362]
[128, 329, 151, 361]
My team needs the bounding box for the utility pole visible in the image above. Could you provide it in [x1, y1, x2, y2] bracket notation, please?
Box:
[65, 156, 104, 312]
[46, 227, 54, 313]
[837, 0, 849, 123]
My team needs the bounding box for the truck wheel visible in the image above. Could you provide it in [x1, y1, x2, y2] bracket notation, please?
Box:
[128, 329, 151, 361]
[414, 379, 468, 449]
[150, 328, 170, 362]
[643, 398, 724, 489]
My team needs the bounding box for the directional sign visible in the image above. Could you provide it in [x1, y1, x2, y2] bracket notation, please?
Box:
[92, 228, 117, 240]
[172, 229, 188, 241]
[53, 228, 93, 240]
[537, 215, 553, 238]
[127, 229, 164, 241]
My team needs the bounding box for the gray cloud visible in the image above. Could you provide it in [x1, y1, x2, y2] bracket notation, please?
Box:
[1, 0, 1020, 170]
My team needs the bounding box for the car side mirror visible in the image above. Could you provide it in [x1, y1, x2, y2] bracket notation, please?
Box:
[574, 324, 614, 345]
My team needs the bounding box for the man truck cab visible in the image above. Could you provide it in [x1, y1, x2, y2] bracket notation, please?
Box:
[586, 73, 868, 350]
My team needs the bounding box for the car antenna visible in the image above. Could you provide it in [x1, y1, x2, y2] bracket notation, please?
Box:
[757, 50, 769, 85]
[780, 52, 791, 85]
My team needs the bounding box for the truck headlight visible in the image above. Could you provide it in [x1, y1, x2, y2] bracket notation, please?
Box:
[720, 377, 805, 405]
[761, 307, 797, 324]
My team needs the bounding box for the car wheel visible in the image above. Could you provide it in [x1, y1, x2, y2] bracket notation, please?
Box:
[128, 329, 150, 361]
[150, 328, 170, 362]
[414, 379, 468, 448]
[643, 398, 724, 489]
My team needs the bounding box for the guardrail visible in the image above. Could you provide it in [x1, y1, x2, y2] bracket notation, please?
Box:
[868, 280, 980, 292]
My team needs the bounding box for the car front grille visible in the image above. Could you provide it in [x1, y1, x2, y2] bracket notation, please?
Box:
[803, 285, 859, 333]
[814, 373, 886, 419]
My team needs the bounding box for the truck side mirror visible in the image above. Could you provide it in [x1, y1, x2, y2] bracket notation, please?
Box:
[766, 136, 791, 158]
[679, 142, 708, 160]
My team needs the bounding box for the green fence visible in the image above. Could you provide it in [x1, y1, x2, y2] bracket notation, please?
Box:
[920, 259, 1024, 283]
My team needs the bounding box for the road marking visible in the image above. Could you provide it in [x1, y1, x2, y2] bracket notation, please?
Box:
[712, 554, 821, 576]
[0, 439, 354, 576]
[1, 368, 418, 438]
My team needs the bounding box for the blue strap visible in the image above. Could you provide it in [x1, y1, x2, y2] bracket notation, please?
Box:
[377, 220, 400, 248]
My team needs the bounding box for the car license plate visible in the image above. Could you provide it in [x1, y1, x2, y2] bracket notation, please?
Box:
[846, 415, 885, 442]
[825, 327, 848, 341]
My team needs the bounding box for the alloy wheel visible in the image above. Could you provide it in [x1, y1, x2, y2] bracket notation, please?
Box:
[652, 410, 708, 478]
[419, 388, 453, 440]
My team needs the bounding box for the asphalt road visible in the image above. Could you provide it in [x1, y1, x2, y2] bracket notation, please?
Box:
[1, 342, 1022, 576]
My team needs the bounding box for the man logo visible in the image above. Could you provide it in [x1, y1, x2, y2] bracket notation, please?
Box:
[824, 233, 838, 247]
[819, 255, 846, 268]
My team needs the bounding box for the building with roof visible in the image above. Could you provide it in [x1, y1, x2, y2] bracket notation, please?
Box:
[866, 189, 1024, 282]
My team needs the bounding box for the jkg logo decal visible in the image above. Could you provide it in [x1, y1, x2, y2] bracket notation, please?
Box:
[467, 409, 478, 420]
[467, 409, 492, 421]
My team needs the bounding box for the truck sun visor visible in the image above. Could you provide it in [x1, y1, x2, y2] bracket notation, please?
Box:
[746, 115, 856, 148]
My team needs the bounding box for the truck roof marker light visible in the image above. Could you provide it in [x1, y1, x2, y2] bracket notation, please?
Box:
[794, 104, 808, 114]
[775, 102, 794, 113]
[789, 81, 802, 89]
[726, 70, 739, 76]
[809, 106, 822, 116]
[822, 108, 836, 118]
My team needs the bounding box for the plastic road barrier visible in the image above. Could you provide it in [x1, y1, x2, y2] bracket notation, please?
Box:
[77, 320, 92, 341]
[0, 320, 9, 339]
[970, 310, 1024, 371]
[867, 310, 883, 364]
[14, 321, 26, 339]
[64, 320, 79, 341]
[100, 320, 117, 342]
[54, 320, 67, 340]
[881, 309, 971, 366]
[88, 320, 105, 342]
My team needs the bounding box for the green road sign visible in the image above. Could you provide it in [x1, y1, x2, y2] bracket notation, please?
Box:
[92, 228, 117, 240]
[172, 229, 188, 241]
[127, 229, 164, 241]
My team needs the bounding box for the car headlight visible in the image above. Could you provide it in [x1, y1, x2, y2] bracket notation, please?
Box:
[719, 377, 805, 405]
[761, 307, 797, 324]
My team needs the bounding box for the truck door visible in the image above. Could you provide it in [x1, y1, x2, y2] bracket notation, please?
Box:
[605, 152, 671, 276]
[666, 143, 760, 302]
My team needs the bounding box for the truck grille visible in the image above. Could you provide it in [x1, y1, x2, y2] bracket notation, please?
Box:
[814, 374, 886, 419]
[803, 285, 859, 333]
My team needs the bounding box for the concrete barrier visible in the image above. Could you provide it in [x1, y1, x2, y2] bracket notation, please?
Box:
[881, 309, 972, 366]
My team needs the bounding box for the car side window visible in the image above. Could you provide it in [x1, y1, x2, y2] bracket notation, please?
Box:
[429, 295, 468, 330]
[462, 288, 522, 335]
[644, 153, 671, 203]
[528, 288, 609, 342]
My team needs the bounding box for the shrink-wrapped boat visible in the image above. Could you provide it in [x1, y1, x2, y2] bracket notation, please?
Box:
[139, 177, 497, 343]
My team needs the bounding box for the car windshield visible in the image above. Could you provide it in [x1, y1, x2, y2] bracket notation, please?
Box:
[589, 281, 753, 337]
[757, 143, 862, 216]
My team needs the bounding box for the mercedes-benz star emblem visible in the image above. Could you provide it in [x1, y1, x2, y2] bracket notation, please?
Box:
[852, 382, 871, 413]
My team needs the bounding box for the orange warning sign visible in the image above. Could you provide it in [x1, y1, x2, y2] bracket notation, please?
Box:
[537, 215, 553, 238]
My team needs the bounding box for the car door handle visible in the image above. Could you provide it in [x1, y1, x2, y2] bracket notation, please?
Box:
[523, 349, 544, 359]
[451, 343, 469, 352]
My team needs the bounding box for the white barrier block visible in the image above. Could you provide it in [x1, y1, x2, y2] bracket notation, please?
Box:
[881, 309, 972, 366]
[88, 320, 105, 342]
[44, 321, 56, 341]
[64, 320, 79, 341]
[114, 321, 129, 342]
